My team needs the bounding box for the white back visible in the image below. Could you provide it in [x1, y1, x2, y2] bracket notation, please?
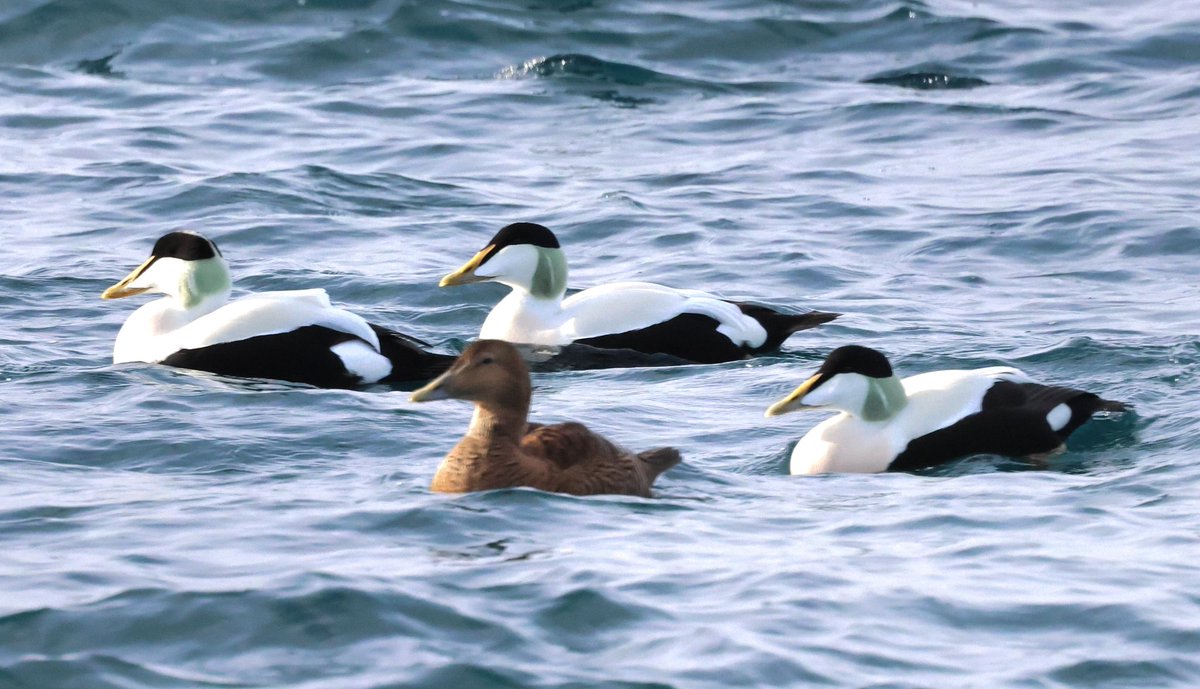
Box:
[181, 289, 379, 350]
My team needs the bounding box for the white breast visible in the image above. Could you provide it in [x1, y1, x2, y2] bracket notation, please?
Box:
[479, 291, 571, 345]
[790, 414, 901, 474]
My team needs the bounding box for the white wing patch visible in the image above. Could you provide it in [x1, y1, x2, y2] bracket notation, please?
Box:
[1046, 403, 1072, 431]
[331, 340, 392, 383]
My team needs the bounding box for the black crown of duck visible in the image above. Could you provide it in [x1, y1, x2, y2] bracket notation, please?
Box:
[151, 230, 222, 261]
[439, 222, 839, 364]
[410, 339, 681, 496]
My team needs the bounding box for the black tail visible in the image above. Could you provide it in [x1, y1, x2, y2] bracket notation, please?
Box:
[636, 447, 683, 482]
[1011, 383, 1128, 440]
[734, 302, 840, 353]
[1060, 393, 1128, 439]
[369, 324, 456, 382]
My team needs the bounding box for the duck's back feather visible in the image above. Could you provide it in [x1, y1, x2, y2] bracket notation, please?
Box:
[890, 379, 1126, 471]
[520, 421, 676, 497]
[562, 281, 763, 342]
[178, 289, 379, 352]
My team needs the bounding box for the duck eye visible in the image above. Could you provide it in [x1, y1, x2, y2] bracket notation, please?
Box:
[479, 356, 495, 365]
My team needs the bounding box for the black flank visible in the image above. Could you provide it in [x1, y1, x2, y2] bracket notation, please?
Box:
[574, 304, 838, 364]
[576, 313, 749, 363]
[889, 380, 1126, 472]
[162, 325, 365, 388]
[370, 324, 456, 382]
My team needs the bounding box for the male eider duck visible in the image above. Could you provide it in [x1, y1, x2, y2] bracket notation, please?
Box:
[438, 223, 839, 364]
[765, 345, 1127, 474]
[101, 231, 454, 387]
[410, 339, 681, 496]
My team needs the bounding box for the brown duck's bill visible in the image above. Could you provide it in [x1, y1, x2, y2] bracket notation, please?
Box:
[410, 369, 455, 403]
[764, 373, 823, 417]
[100, 256, 155, 299]
[438, 246, 494, 287]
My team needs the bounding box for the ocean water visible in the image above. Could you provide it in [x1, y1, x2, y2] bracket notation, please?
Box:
[2, 0, 1199, 687]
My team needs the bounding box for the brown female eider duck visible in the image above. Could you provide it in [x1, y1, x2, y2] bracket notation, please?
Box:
[410, 339, 682, 496]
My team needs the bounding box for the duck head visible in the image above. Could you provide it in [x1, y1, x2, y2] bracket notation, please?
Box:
[439, 223, 568, 300]
[765, 345, 908, 422]
[101, 231, 232, 309]
[410, 339, 532, 410]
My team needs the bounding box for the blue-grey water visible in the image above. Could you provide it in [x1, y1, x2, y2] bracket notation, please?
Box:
[2, 1, 1199, 687]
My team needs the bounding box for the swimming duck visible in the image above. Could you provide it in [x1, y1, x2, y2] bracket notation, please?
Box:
[765, 345, 1126, 474]
[439, 223, 839, 364]
[410, 339, 681, 496]
[101, 231, 454, 387]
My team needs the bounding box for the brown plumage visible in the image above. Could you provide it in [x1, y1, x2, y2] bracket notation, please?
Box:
[410, 340, 681, 497]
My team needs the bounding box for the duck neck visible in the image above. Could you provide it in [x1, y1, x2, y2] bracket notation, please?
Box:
[482, 288, 568, 344]
[177, 287, 230, 321]
[466, 399, 532, 445]
[433, 396, 535, 493]
[859, 376, 908, 422]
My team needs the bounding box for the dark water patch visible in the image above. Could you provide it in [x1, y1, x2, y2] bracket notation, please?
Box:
[0, 504, 97, 536]
[126, 166, 469, 220]
[406, 663, 538, 689]
[0, 655, 236, 689]
[0, 113, 96, 129]
[501, 54, 666, 87]
[864, 71, 988, 90]
[1044, 657, 1197, 687]
[1110, 29, 1200, 69]
[534, 587, 672, 652]
[1119, 227, 1200, 258]
[73, 49, 123, 76]
[524, 0, 596, 11]
[251, 24, 396, 82]
[498, 53, 724, 105]
[0, 585, 493, 653]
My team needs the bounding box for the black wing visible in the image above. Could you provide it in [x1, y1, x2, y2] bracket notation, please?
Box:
[889, 380, 1125, 471]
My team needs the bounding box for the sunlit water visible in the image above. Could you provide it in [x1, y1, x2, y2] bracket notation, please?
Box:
[1, 1, 1198, 687]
